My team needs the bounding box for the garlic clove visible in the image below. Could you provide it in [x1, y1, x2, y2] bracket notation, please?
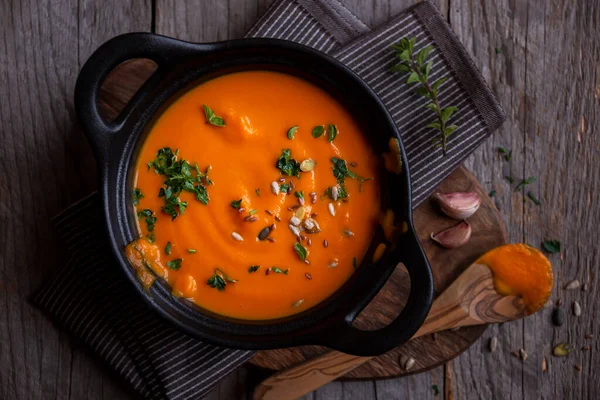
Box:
[434, 192, 481, 220]
[430, 220, 472, 248]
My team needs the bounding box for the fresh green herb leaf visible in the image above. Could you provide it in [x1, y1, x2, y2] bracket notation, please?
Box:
[488, 189, 496, 198]
[542, 240, 560, 253]
[137, 209, 157, 241]
[255, 188, 260, 197]
[390, 38, 459, 155]
[505, 176, 514, 184]
[188, 249, 196, 254]
[271, 267, 289, 275]
[287, 126, 299, 139]
[312, 126, 325, 138]
[202, 104, 225, 127]
[248, 265, 260, 273]
[325, 185, 348, 200]
[165, 241, 172, 255]
[495, 47, 503, 54]
[527, 192, 541, 205]
[166, 258, 182, 270]
[249, 209, 258, 215]
[432, 384, 440, 396]
[279, 183, 290, 193]
[497, 146, 512, 161]
[148, 147, 210, 219]
[147, 232, 156, 243]
[515, 176, 536, 192]
[276, 149, 301, 178]
[331, 157, 372, 185]
[207, 268, 238, 291]
[327, 124, 338, 143]
[352, 257, 357, 270]
[132, 188, 144, 206]
[231, 199, 243, 209]
[294, 243, 307, 261]
[294, 191, 304, 199]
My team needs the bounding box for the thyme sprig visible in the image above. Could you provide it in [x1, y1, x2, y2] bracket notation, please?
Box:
[391, 37, 458, 155]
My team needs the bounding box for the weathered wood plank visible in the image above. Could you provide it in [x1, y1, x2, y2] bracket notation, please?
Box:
[454, 0, 600, 399]
[0, 0, 150, 399]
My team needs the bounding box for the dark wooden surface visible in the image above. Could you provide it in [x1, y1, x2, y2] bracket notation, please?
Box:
[0, 0, 598, 399]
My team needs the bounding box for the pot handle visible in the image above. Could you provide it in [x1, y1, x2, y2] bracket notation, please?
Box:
[74, 33, 199, 158]
[320, 229, 434, 356]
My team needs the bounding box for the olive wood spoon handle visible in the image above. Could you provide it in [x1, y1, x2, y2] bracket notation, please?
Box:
[253, 263, 529, 400]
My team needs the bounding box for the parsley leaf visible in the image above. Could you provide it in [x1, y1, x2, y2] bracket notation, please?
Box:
[132, 188, 144, 205]
[137, 209, 157, 242]
[331, 157, 372, 185]
[255, 188, 260, 197]
[202, 104, 225, 127]
[165, 241, 172, 255]
[352, 257, 357, 270]
[327, 124, 338, 143]
[515, 176, 536, 192]
[325, 185, 348, 200]
[188, 249, 196, 254]
[276, 149, 301, 178]
[249, 209, 258, 215]
[207, 268, 238, 291]
[312, 126, 325, 138]
[542, 240, 561, 253]
[279, 183, 290, 193]
[248, 265, 260, 273]
[231, 199, 242, 209]
[488, 189, 496, 198]
[271, 267, 288, 275]
[527, 192, 541, 205]
[497, 146, 512, 161]
[294, 191, 304, 199]
[166, 258, 182, 270]
[294, 243, 307, 261]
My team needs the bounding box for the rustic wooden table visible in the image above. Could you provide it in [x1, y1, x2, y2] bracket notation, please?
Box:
[1, 0, 598, 399]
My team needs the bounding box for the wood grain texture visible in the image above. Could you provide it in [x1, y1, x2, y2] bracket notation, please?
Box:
[250, 166, 506, 379]
[2, 0, 598, 399]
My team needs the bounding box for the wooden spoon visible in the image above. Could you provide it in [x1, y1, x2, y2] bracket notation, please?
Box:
[253, 244, 552, 400]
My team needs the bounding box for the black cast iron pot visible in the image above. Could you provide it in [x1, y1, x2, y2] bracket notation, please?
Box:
[74, 32, 434, 357]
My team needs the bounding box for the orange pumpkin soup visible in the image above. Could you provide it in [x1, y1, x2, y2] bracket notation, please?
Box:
[128, 70, 381, 320]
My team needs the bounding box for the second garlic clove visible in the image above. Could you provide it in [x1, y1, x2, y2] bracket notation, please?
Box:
[430, 220, 472, 248]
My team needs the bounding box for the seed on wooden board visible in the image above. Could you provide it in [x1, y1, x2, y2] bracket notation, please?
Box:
[565, 279, 580, 290]
[582, 282, 589, 291]
[399, 355, 415, 371]
[542, 357, 548, 373]
[331, 186, 339, 201]
[511, 351, 519, 358]
[305, 273, 312, 280]
[328, 203, 336, 216]
[543, 299, 554, 309]
[519, 348, 528, 361]
[489, 337, 498, 352]
[574, 364, 583, 372]
[553, 343, 573, 357]
[257, 227, 271, 240]
[552, 307, 566, 326]
[270, 181, 280, 195]
[231, 232, 243, 241]
[585, 333, 593, 339]
[265, 210, 273, 216]
[556, 298, 563, 307]
[323, 240, 329, 248]
[573, 301, 581, 317]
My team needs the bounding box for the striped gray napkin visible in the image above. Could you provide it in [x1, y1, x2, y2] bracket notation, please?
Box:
[32, 1, 504, 399]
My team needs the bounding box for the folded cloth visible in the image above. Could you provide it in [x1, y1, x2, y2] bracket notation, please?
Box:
[32, 1, 505, 399]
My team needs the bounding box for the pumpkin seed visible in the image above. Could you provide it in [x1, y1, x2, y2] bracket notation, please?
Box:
[300, 158, 316, 172]
[552, 343, 573, 357]
[552, 307, 566, 326]
[574, 364, 582, 372]
[257, 227, 271, 241]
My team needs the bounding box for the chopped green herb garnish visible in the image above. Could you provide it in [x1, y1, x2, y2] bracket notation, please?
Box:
[207, 268, 238, 291]
[488, 189, 496, 198]
[202, 104, 225, 127]
[165, 241, 172, 255]
[294, 191, 304, 199]
[248, 265, 260, 273]
[271, 267, 289, 275]
[255, 188, 260, 197]
[515, 176, 536, 192]
[276, 149, 301, 178]
[432, 384, 440, 396]
[352, 257, 357, 270]
[188, 249, 196, 254]
[331, 157, 372, 186]
[132, 188, 144, 205]
[148, 147, 210, 219]
[294, 243, 307, 261]
[137, 209, 157, 242]
[327, 124, 338, 143]
[542, 240, 561, 254]
[287, 126, 298, 139]
[527, 192, 541, 205]
[231, 199, 242, 209]
[495, 47, 502, 54]
[249, 209, 258, 215]
[505, 176, 514, 184]
[279, 183, 290, 193]
[325, 185, 348, 200]
[312, 126, 325, 138]
[497, 146, 512, 161]
[166, 258, 182, 270]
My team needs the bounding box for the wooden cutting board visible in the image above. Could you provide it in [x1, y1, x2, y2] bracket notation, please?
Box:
[99, 59, 507, 381]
